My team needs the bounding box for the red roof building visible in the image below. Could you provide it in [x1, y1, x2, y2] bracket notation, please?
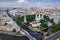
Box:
[30, 21, 41, 27]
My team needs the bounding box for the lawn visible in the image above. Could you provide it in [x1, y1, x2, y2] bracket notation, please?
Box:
[40, 26, 46, 31]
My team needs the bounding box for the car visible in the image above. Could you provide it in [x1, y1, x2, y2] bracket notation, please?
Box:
[57, 37, 60, 40]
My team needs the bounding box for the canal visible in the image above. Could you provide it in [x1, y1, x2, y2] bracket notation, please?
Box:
[0, 33, 29, 40]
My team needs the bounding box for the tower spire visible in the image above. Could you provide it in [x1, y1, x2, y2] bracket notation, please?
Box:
[24, 16, 27, 23]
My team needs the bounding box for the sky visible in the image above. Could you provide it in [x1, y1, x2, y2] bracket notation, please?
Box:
[0, 0, 60, 8]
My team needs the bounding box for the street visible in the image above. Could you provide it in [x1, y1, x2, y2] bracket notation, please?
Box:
[46, 31, 60, 40]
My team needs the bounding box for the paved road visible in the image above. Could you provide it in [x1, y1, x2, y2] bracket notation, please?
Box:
[46, 32, 60, 40]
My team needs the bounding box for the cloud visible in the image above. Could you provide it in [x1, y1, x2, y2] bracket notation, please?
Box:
[0, 0, 60, 8]
[25, 1, 28, 3]
[18, 0, 25, 3]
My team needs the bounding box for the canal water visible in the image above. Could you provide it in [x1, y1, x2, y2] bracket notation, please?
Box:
[0, 34, 29, 40]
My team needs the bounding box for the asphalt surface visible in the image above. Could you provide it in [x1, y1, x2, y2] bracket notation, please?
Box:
[46, 32, 60, 40]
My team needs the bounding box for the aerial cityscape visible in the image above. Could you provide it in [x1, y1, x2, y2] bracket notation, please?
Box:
[0, 0, 60, 40]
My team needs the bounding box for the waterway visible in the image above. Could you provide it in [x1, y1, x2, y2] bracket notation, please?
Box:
[0, 33, 29, 40]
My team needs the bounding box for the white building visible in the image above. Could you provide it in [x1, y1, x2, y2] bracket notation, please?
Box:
[47, 21, 52, 27]
[30, 21, 41, 27]
[35, 14, 43, 22]
[54, 18, 59, 24]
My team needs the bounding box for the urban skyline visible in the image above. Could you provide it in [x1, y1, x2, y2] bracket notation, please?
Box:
[0, 0, 60, 8]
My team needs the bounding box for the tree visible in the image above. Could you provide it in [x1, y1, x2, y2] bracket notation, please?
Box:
[4, 23, 8, 26]
[39, 23, 48, 32]
[43, 15, 50, 21]
[52, 23, 60, 32]
[50, 19, 54, 24]
[40, 19, 46, 23]
[24, 22, 30, 26]
[12, 29, 16, 32]
[17, 16, 24, 22]
[40, 23, 48, 28]
[26, 15, 35, 22]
